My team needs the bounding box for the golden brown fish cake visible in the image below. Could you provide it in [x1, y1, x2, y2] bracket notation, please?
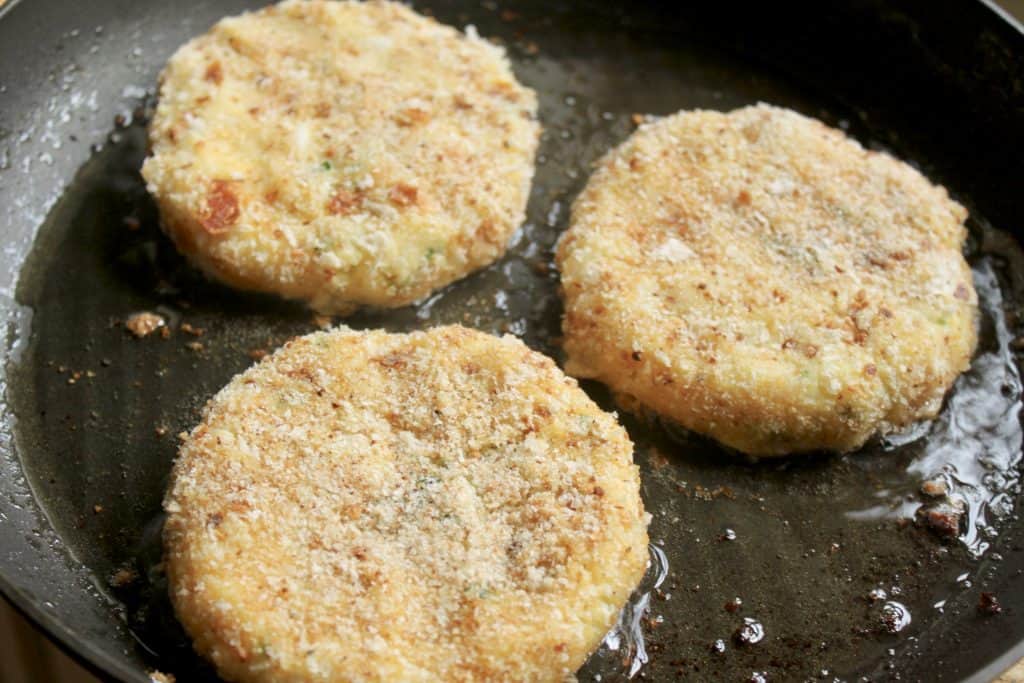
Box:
[557, 104, 977, 456]
[164, 325, 649, 682]
[143, 0, 539, 314]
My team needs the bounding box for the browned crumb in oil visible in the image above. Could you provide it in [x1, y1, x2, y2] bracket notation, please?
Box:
[978, 592, 1002, 615]
[648, 447, 671, 470]
[109, 566, 139, 588]
[693, 484, 736, 501]
[125, 312, 167, 338]
[917, 500, 964, 539]
[148, 672, 176, 683]
[180, 322, 205, 336]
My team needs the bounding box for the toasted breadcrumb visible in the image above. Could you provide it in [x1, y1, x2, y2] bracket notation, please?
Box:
[557, 104, 977, 456]
[164, 325, 649, 682]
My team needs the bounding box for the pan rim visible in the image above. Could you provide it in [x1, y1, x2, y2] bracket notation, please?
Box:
[981, 0, 1024, 35]
[0, 577, 149, 683]
[966, 639, 1024, 683]
[0, 0, 23, 22]
[0, 0, 1023, 681]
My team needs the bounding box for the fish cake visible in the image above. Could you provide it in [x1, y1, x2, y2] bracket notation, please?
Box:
[142, 0, 539, 314]
[557, 104, 977, 456]
[164, 325, 649, 682]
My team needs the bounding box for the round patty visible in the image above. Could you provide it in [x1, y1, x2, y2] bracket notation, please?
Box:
[142, 0, 539, 314]
[164, 325, 649, 682]
[557, 104, 977, 457]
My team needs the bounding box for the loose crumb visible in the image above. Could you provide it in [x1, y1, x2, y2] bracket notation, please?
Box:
[920, 478, 948, 497]
[978, 592, 1002, 615]
[917, 502, 964, 539]
[109, 567, 139, 588]
[125, 312, 167, 338]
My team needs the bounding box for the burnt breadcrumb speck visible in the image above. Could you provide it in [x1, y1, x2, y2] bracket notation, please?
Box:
[164, 325, 650, 682]
[142, 0, 540, 314]
[557, 104, 978, 456]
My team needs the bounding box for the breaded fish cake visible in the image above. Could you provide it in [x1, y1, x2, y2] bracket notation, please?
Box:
[142, 0, 539, 314]
[557, 104, 977, 457]
[164, 325, 649, 682]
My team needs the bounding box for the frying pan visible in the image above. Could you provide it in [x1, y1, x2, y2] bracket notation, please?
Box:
[2, 0, 1024, 681]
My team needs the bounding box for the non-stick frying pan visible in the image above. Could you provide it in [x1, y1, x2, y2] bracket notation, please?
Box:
[2, 0, 1024, 681]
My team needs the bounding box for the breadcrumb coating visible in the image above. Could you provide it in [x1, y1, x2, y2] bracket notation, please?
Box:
[164, 325, 649, 682]
[143, 0, 539, 314]
[557, 104, 977, 456]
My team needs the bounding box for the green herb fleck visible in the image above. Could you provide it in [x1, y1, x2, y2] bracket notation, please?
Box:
[416, 475, 440, 489]
[465, 582, 490, 599]
[321, 160, 332, 171]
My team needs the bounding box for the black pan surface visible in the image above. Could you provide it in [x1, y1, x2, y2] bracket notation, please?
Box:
[2, 1, 1024, 681]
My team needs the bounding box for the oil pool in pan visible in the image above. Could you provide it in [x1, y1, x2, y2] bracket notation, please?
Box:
[5, 3, 1024, 682]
